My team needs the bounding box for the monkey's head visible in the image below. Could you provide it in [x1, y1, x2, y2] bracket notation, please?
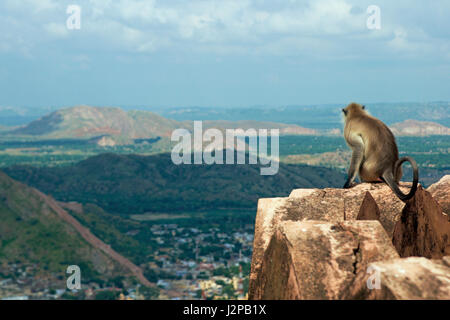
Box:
[342, 103, 366, 118]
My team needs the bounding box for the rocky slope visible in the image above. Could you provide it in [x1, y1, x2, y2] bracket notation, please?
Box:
[249, 175, 450, 300]
[34, 189, 151, 287]
[427, 175, 450, 215]
[0, 170, 151, 287]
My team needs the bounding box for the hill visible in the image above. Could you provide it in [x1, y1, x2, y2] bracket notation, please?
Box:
[4, 153, 345, 214]
[390, 120, 450, 136]
[10, 106, 180, 140]
[7, 105, 317, 143]
[0, 170, 150, 289]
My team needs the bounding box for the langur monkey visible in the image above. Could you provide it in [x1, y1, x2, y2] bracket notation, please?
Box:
[342, 103, 419, 202]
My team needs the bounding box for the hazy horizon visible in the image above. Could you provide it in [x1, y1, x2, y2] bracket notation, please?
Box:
[2, 100, 450, 111]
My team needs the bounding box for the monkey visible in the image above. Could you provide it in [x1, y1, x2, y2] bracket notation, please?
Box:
[342, 102, 419, 202]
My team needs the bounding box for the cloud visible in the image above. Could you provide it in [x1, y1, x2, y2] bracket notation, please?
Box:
[0, 0, 449, 60]
[44, 22, 69, 38]
[4, 0, 59, 13]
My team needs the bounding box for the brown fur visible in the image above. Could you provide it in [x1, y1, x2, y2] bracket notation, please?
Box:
[342, 103, 418, 202]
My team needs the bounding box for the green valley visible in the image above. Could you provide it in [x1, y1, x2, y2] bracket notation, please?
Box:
[4, 152, 346, 214]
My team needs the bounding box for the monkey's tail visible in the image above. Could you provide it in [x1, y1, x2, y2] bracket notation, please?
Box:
[386, 157, 419, 202]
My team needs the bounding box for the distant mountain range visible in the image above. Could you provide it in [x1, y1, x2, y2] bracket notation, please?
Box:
[0, 106, 55, 126]
[1, 103, 448, 143]
[5, 105, 317, 143]
[328, 120, 450, 137]
[152, 102, 450, 129]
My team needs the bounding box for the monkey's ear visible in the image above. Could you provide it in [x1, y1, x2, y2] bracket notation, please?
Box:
[342, 108, 347, 115]
[362, 105, 366, 110]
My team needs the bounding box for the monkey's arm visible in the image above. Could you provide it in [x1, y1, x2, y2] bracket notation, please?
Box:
[344, 134, 364, 188]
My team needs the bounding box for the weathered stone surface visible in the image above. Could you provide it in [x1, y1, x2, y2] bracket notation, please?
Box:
[287, 188, 346, 222]
[249, 183, 408, 296]
[289, 183, 409, 236]
[249, 197, 290, 295]
[248, 194, 345, 296]
[427, 175, 450, 215]
[342, 257, 450, 300]
[249, 220, 399, 300]
[357, 192, 381, 221]
[249, 177, 450, 300]
[340, 183, 411, 236]
[392, 186, 450, 258]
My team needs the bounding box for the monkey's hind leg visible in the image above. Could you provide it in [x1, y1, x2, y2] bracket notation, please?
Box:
[343, 135, 364, 189]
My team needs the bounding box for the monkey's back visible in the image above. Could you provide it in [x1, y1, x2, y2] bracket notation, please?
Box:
[345, 114, 400, 181]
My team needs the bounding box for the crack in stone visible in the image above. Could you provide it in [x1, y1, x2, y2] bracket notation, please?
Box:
[352, 242, 361, 275]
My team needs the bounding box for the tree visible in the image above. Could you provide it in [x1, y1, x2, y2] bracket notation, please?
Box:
[95, 290, 120, 300]
[222, 284, 236, 299]
[138, 286, 160, 300]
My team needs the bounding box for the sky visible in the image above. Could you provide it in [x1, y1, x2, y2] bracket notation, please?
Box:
[0, 0, 449, 109]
